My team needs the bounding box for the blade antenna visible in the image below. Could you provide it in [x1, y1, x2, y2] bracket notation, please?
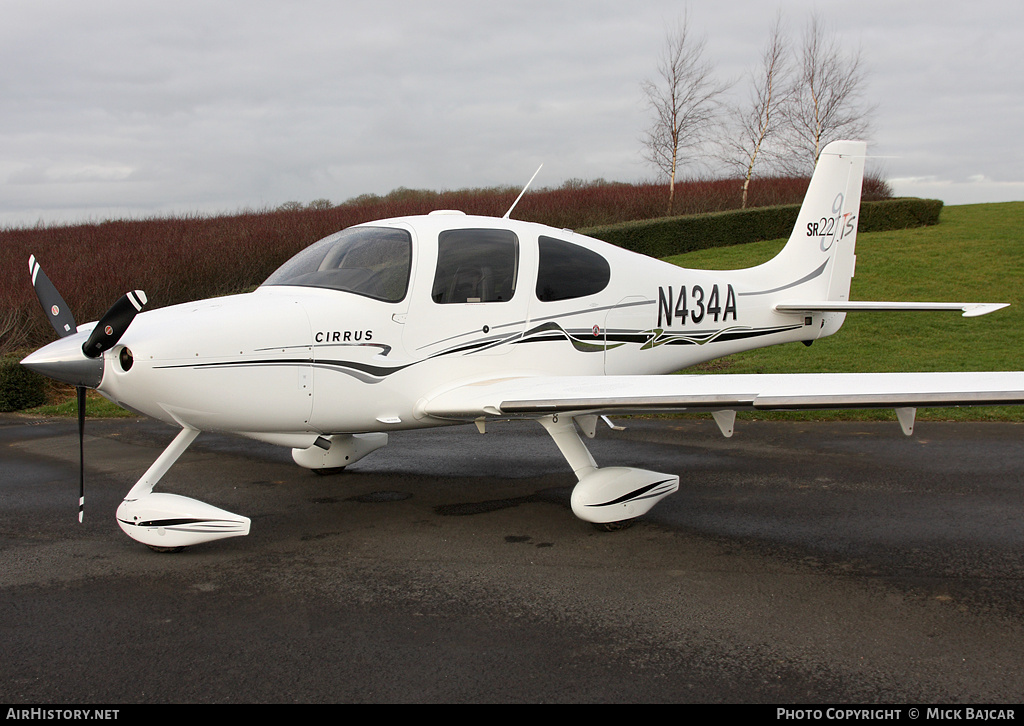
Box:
[503, 164, 543, 219]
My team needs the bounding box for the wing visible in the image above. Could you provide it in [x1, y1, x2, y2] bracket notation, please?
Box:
[422, 371, 1024, 425]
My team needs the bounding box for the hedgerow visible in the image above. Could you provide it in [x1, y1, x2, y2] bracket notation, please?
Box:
[0, 355, 46, 412]
[582, 198, 943, 257]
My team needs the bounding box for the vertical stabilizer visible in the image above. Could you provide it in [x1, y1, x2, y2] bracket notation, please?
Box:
[741, 140, 866, 337]
[765, 140, 865, 297]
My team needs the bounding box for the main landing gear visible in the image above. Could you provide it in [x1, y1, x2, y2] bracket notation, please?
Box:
[537, 414, 678, 529]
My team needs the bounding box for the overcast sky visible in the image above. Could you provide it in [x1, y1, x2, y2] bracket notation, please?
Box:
[2, 0, 1022, 227]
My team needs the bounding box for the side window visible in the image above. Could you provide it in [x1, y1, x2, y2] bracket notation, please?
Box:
[432, 229, 519, 304]
[536, 236, 610, 302]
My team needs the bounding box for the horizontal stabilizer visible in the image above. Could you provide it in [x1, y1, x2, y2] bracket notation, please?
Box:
[774, 300, 1009, 318]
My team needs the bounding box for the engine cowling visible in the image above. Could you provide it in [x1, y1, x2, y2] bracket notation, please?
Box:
[116, 493, 250, 549]
[570, 467, 679, 524]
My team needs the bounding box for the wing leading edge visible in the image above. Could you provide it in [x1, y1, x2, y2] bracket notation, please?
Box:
[421, 371, 1024, 420]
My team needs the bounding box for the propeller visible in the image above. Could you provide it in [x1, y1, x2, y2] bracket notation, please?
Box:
[82, 290, 148, 358]
[26, 255, 147, 523]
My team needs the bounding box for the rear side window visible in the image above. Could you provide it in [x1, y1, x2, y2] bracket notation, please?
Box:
[536, 236, 610, 302]
[432, 229, 519, 303]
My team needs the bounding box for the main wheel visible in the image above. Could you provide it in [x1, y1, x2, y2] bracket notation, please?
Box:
[312, 466, 347, 476]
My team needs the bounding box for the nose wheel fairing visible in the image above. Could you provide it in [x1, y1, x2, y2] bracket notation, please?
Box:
[116, 493, 251, 549]
[115, 427, 249, 549]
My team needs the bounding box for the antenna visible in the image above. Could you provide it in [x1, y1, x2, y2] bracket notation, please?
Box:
[503, 164, 543, 219]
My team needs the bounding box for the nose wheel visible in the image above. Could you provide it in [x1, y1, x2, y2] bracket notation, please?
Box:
[592, 520, 634, 532]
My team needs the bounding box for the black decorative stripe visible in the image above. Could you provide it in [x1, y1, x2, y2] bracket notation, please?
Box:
[667, 325, 802, 344]
[606, 332, 657, 344]
[156, 357, 413, 380]
[119, 517, 241, 529]
[154, 358, 310, 370]
[316, 359, 414, 378]
[513, 322, 606, 353]
[590, 479, 677, 508]
[424, 317, 531, 349]
[636, 324, 802, 350]
[429, 336, 511, 357]
[137, 518, 207, 526]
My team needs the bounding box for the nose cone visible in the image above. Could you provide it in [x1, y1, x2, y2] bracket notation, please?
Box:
[21, 332, 104, 388]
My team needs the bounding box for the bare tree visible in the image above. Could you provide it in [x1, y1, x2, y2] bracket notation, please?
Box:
[719, 13, 791, 208]
[782, 13, 873, 172]
[641, 12, 729, 214]
[0, 309, 31, 356]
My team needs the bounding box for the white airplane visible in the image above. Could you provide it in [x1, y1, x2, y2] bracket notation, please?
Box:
[21, 140, 1024, 551]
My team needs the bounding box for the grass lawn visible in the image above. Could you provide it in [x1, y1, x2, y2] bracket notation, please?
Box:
[27, 388, 136, 418]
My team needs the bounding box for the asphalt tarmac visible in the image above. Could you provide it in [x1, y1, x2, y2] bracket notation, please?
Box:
[1, 412, 1022, 704]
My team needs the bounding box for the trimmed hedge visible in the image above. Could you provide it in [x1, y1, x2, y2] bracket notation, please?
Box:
[858, 197, 944, 231]
[582, 197, 944, 258]
[0, 355, 47, 412]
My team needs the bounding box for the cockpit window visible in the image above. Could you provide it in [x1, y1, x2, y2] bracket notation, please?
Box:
[431, 228, 518, 304]
[536, 236, 610, 301]
[262, 226, 412, 303]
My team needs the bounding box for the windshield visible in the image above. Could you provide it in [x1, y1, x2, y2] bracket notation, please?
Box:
[262, 226, 412, 303]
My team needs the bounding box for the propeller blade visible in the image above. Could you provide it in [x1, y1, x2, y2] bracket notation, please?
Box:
[77, 386, 86, 523]
[28, 255, 77, 338]
[82, 290, 148, 359]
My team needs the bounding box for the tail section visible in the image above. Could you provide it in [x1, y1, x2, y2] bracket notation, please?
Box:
[750, 140, 1006, 327]
[761, 140, 866, 300]
[738, 140, 866, 338]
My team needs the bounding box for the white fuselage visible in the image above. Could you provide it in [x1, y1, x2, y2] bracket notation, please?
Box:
[96, 213, 826, 443]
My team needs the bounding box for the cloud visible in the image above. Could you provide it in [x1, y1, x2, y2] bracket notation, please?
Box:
[2, 0, 1023, 226]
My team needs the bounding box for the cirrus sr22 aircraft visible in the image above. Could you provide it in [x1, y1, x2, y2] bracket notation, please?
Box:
[21, 141, 1024, 551]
